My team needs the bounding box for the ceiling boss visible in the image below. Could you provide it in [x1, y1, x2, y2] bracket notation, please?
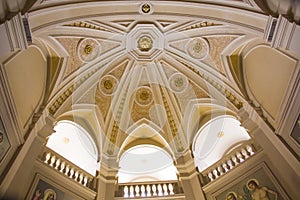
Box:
[137, 35, 153, 52]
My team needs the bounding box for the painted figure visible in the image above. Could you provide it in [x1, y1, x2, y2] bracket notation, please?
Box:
[247, 179, 278, 200]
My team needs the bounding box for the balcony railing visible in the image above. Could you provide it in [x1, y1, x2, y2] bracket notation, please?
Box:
[41, 147, 97, 191]
[115, 180, 184, 199]
[200, 139, 260, 185]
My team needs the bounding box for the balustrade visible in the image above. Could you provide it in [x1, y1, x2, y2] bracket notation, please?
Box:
[201, 140, 259, 185]
[116, 181, 182, 198]
[41, 148, 96, 191]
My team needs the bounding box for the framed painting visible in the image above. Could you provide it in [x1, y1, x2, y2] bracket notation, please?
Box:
[26, 173, 84, 200]
[211, 162, 290, 200]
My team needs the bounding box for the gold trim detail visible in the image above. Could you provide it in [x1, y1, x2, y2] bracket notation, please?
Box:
[48, 68, 98, 115]
[142, 3, 151, 13]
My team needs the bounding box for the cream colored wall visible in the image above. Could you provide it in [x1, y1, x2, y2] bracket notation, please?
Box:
[243, 45, 297, 128]
[3, 46, 46, 133]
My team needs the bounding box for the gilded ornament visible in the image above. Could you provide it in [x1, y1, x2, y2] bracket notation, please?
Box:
[104, 80, 113, 90]
[84, 45, 92, 54]
[135, 87, 153, 106]
[142, 3, 151, 13]
[138, 36, 153, 52]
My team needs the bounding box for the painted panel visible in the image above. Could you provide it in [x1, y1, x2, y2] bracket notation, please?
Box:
[27, 174, 84, 200]
[212, 163, 289, 200]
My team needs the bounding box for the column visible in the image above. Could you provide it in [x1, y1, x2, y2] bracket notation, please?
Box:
[175, 150, 205, 200]
[96, 155, 118, 200]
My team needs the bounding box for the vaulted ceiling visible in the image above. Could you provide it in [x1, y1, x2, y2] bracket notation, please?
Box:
[5, 0, 298, 162]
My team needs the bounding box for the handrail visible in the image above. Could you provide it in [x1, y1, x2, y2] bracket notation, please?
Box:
[41, 147, 97, 191]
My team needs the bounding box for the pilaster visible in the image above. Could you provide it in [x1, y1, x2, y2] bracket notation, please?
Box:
[175, 150, 205, 200]
[96, 155, 119, 200]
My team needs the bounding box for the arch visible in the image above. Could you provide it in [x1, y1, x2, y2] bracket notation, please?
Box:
[117, 119, 175, 161]
[46, 120, 99, 175]
[184, 99, 237, 145]
[192, 115, 250, 171]
[117, 144, 178, 183]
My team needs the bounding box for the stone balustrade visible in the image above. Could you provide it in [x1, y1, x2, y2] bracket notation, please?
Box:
[200, 140, 260, 185]
[116, 181, 183, 198]
[41, 148, 97, 191]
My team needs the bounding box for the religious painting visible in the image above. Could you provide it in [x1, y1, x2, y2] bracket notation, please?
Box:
[213, 162, 289, 200]
[27, 174, 83, 200]
[0, 116, 11, 163]
[290, 114, 300, 145]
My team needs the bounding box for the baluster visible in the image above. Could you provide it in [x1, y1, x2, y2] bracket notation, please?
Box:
[123, 186, 129, 198]
[163, 183, 168, 195]
[83, 176, 88, 186]
[227, 159, 233, 169]
[55, 159, 60, 170]
[65, 165, 70, 176]
[217, 165, 224, 176]
[141, 185, 146, 197]
[60, 161, 65, 173]
[49, 155, 56, 167]
[231, 155, 238, 166]
[222, 163, 229, 172]
[146, 185, 151, 196]
[208, 172, 214, 182]
[69, 168, 74, 179]
[241, 148, 249, 159]
[135, 185, 140, 197]
[246, 144, 255, 155]
[168, 183, 174, 195]
[129, 185, 134, 197]
[44, 152, 51, 164]
[79, 173, 84, 184]
[152, 184, 157, 196]
[157, 184, 163, 196]
[236, 152, 244, 163]
[74, 171, 79, 181]
[213, 169, 219, 179]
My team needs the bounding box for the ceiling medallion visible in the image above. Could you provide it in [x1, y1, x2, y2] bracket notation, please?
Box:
[169, 73, 188, 93]
[77, 38, 101, 62]
[98, 75, 118, 96]
[138, 35, 153, 52]
[135, 86, 153, 106]
[187, 38, 209, 59]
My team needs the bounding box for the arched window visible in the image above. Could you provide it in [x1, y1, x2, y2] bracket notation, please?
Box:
[192, 115, 250, 171]
[118, 145, 178, 183]
[46, 120, 99, 175]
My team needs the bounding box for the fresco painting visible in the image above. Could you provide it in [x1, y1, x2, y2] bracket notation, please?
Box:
[215, 166, 287, 200]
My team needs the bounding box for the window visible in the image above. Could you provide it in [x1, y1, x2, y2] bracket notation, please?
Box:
[46, 120, 99, 175]
[118, 145, 178, 183]
[193, 115, 250, 171]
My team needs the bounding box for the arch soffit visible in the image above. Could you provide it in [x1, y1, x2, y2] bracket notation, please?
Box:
[117, 119, 175, 161]
[55, 109, 102, 160]
[184, 99, 238, 145]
